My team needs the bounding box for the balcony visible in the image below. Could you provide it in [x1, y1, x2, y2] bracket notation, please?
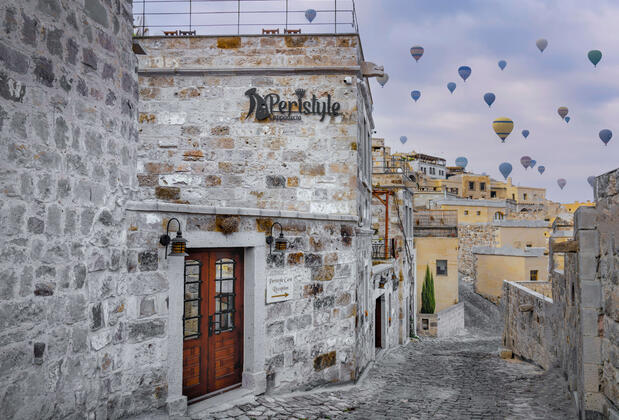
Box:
[372, 238, 396, 260]
[413, 210, 458, 237]
[133, 0, 359, 37]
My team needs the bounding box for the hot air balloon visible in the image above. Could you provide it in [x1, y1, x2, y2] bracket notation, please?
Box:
[565, 116, 570, 123]
[483, 92, 496, 108]
[304, 9, 317, 23]
[447, 82, 456, 94]
[455, 157, 468, 169]
[529, 159, 537, 169]
[588, 50, 602, 67]
[557, 106, 569, 120]
[520, 156, 532, 169]
[411, 90, 421, 102]
[410, 46, 424, 62]
[538, 165, 545, 175]
[498, 60, 507, 70]
[458, 66, 471, 82]
[522, 129, 530, 139]
[400, 136, 407, 145]
[599, 129, 612, 145]
[557, 178, 567, 190]
[587, 176, 596, 188]
[536, 38, 548, 53]
[492, 117, 514, 142]
[499, 162, 512, 180]
[377, 73, 389, 87]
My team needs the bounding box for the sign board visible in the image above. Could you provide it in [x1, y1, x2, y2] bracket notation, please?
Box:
[266, 276, 294, 304]
[245, 88, 341, 122]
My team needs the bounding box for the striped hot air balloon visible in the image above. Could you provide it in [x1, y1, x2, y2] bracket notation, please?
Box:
[492, 117, 514, 142]
[410, 46, 424, 61]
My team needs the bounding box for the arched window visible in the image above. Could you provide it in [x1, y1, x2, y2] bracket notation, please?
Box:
[494, 211, 504, 220]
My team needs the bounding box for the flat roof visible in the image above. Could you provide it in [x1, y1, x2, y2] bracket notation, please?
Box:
[473, 246, 546, 257]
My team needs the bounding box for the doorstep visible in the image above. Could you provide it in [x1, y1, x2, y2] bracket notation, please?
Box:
[188, 387, 255, 419]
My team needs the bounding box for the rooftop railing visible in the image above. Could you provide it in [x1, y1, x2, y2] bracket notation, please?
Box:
[133, 0, 358, 37]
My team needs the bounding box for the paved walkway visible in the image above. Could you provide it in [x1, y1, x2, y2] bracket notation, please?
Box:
[195, 333, 577, 420]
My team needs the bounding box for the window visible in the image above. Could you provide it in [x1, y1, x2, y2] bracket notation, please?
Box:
[523, 193, 528, 200]
[422, 167, 426, 174]
[512, 193, 515, 200]
[476, 211, 481, 216]
[526, 243, 532, 248]
[530, 270, 538, 281]
[214, 258, 236, 333]
[439, 170, 444, 176]
[358, 117, 371, 186]
[436, 260, 448, 276]
[468, 181, 475, 190]
[183, 259, 202, 340]
[429, 167, 436, 175]
[464, 210, 469, 215]
[494, 211, 504, 220]
[480, 182, 486, 191]
[491, 191, 497, 198]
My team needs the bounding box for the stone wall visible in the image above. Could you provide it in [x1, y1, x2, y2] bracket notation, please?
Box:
[126, 210, 361, 394]
[417, 302, 464, 338]
[504, 168, 619, 419]
[136, 35, 364, 215]
[457, 224, 497, 279]
[502, 281, 557, 369]
[516, 281, 552, 298]
[590, 169, 618, 418]
[0, 0, 141, 419]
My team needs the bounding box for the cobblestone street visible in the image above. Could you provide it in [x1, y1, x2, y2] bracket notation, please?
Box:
[193, 282, 578, 420]
[194, 335, 576, 420]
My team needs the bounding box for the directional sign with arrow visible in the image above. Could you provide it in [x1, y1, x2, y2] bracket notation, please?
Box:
[266, 276, 294, 304]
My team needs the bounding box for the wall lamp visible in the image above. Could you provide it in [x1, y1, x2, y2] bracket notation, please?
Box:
[159, 218, 188, 258]
[266, 222, 287, 254]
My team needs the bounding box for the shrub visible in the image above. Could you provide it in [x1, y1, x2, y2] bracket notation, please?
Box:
[421, 265, 436, 314]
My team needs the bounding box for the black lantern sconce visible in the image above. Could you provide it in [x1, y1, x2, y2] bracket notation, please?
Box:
[266, 222, 287, 254]
[159, 218, 188, 258]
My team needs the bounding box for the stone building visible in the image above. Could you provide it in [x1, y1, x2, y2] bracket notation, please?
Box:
[131, 31, 389, 412]
[369, 138, 416, 347]
[0, 1, 393, 418]
[502, 168, 619, 419]
[0, 0, 141, 419]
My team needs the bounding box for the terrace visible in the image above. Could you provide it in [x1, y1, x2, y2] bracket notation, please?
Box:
[133, 0, 359, 36]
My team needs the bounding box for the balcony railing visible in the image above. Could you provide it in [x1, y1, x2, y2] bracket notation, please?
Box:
[133, 0, 358, 37]
[372, 238, 396, 260]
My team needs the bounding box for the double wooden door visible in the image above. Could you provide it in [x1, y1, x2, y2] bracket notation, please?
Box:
[182, 248, 244, 401]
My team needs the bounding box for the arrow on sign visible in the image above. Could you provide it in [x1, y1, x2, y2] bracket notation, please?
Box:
[272, 293, 289, 298]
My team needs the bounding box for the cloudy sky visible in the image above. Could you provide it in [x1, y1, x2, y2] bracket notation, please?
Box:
[353, 0, 619, 202]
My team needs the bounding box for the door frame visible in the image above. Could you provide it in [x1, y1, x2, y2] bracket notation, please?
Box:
[166, 231, 267, 414]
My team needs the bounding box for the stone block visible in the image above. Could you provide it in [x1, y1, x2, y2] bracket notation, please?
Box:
[581, 308, 600, 337]
[499, 347, 512, 359]
[311, 265, 334, 282]
[313, 351, 336, 371]
[582, 336, 602, 364]
[583, 363, 601, 392]
[575, 207, 598, 231]
[582, 281, 602, 308]
[579, 254, 598, 281]
[138, 249, 158, 272]
[127, 319, 166, 343]
[139, 297, 156, 317]
[578, 230, 600, 257]
[155, 186, 180, 201]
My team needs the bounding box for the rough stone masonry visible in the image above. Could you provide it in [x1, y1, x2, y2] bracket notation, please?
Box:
[0, 0, 142, 418]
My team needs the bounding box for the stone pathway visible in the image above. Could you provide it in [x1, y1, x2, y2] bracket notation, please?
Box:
[195, 333, 577, 420]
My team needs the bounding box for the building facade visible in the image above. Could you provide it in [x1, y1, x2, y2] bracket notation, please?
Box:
[132, 32, 388, 412]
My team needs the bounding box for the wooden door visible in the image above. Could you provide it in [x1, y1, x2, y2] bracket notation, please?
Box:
[182, 248, 244, 402]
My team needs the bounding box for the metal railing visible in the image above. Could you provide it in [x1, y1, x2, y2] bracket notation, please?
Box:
[413, 210, 458, 227]
[133, 0, 358, 37]
[372, 238, 396, 260]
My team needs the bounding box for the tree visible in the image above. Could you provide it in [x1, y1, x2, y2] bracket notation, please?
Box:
[421, 265, 436, 314]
